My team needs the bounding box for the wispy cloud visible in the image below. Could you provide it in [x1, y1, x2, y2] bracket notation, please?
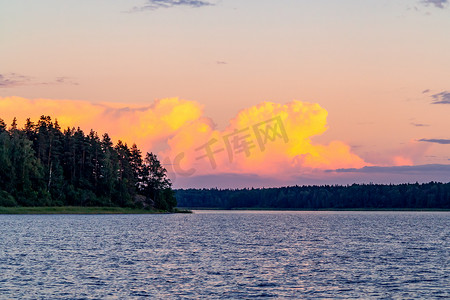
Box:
[0, 73, 32, 88]
[0, 73, 78, 88]
[422, 0, 448, 8]
[331, 164, 450, 174]
[131, 0, 214, 12]
[431, 91, 450, 104]
[418, 138, 450, 144]
[50, 77, 79, 86]
[411, 122, 430, 127]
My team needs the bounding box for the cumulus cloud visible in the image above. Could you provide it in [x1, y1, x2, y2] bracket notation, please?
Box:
[131, 0, 213, 11]
[419, 138, 450, 144]
[0, 97, 367, 181]
[431, 91, 450, 104]
[161, 100, 367, 179]
[422, 0, 448, 8]
[0, 96, 204, 152]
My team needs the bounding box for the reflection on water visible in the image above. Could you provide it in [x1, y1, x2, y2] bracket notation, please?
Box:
[0, 211, 449, 299]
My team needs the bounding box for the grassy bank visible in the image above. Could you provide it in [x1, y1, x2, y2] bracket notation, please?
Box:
[0, 206, 169, 214]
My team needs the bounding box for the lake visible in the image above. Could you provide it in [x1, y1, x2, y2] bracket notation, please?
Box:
[0, 211, 449, 299]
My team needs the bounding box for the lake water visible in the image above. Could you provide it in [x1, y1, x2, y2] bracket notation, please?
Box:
[0, 211, 449, 299]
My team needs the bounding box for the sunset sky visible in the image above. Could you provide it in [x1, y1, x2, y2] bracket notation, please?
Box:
[1, 0, 449, 188]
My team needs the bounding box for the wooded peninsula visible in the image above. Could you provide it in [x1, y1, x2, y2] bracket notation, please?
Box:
[0, 116, 176, 211]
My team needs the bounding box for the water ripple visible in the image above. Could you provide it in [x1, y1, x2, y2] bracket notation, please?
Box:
[0, 211, 449, 299]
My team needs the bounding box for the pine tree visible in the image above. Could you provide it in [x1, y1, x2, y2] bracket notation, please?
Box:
[10, 117, 17, 131]
[0, 118, 7, 133]
[140, 152, 175, 210]
[98, 133, 117, 202]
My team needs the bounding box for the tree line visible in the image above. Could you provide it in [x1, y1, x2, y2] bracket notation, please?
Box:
[0, 116, 176, 211]
[176, 182, 450, 209]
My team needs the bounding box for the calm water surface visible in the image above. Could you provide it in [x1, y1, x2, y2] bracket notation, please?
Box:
[0, 211, 449, 299]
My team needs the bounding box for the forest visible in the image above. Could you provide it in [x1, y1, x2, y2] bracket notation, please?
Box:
[176, 182, 450, 209]
[0, 116, 176, 211]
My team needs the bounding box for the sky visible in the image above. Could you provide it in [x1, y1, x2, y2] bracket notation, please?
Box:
[1, 0, 449, 188]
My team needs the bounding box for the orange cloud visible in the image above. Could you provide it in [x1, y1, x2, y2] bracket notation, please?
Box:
[0, 96, 203, 151]
[361, 140, 431, 167]
[0, 97, 368, 179]
[162, 100, 367, 178]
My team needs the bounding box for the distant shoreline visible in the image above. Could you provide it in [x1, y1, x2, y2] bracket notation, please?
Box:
[182, 207, 450, 212]
[176, 183, 450, 210]
[0, 206, 192, 215]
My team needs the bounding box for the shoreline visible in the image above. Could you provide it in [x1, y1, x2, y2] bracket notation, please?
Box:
[1, 206, 448, 214]
[182, 207, 450, 212]
[0, 206, 191, 215]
